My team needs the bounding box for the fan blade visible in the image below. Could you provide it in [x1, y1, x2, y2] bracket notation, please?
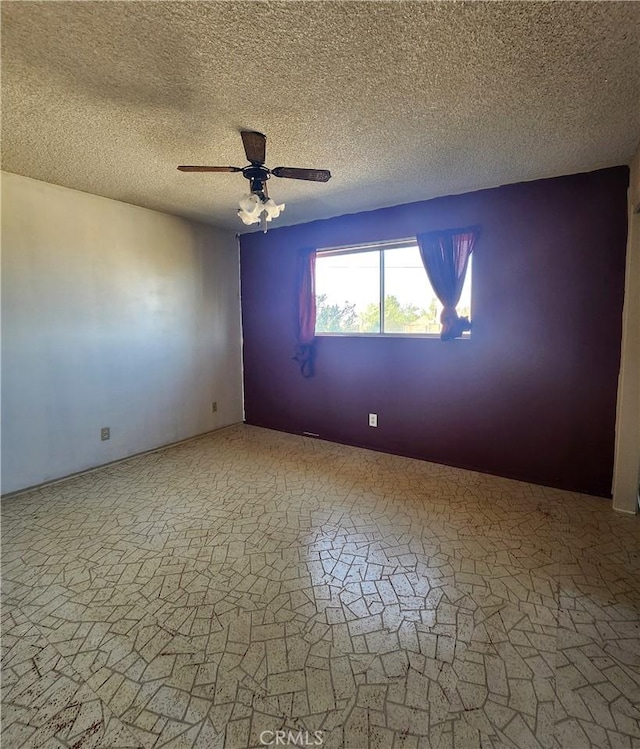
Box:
[271, 167, 331, 182]
[177, 166, 242, 172]
[241, 131, 266, 164]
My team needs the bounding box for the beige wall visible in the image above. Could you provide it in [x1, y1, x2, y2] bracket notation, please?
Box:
[1, 172, 243, 495]
[613, 144, 640, 513]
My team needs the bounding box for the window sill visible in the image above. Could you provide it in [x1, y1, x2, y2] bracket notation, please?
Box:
[315, 332, 471, 339]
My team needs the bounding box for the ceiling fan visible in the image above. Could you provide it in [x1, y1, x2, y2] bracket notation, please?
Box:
[178, 131, 331, 231]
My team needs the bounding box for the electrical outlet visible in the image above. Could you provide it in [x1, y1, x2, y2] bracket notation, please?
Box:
[211, 401, 218, 413]
[368, 413, 378, 427]
[101, 427, 110, 441]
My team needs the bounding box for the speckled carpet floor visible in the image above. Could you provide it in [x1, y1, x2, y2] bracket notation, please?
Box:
[2, 424, 639, 749]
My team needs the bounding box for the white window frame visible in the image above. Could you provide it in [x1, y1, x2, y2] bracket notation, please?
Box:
[315, 237, 472, 339]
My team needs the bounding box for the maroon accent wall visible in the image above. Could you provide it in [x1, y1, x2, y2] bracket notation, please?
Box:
[240, 167, 629, 498]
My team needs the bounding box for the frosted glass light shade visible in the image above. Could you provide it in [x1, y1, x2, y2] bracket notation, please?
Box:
[263, 198, 285, 219]
[238, 194, 263, 216]
[237, 209, 260, 225]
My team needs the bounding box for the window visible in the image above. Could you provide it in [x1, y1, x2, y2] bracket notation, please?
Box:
[315, 239, 472, 336]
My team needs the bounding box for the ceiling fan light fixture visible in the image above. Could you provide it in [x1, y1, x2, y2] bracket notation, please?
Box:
[237, 193, 285, 230]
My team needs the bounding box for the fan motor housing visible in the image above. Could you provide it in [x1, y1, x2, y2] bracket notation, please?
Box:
[243, 165, 270, 196]
[243, 165, 270, 181]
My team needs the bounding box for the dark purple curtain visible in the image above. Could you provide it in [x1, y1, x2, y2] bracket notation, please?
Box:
[293, 247, 316, 377]
[417, 227, 478, 340]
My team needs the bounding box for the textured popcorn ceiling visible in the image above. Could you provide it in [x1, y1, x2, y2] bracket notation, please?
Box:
[2, 1, 639, 233]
